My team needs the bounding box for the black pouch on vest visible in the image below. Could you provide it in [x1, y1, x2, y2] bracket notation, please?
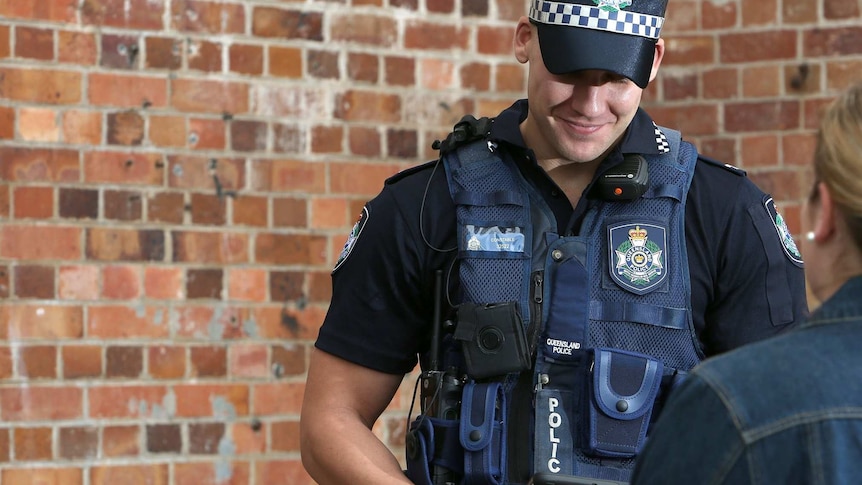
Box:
[454, 302, 530, 380]
[585, 348, 663, 458]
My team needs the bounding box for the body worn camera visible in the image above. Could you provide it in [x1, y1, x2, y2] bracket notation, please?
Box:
[595, 154, 649, 201]
[453, 301, 530, 380]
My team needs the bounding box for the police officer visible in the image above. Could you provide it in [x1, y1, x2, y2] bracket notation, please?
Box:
[300, 0, 808, 484]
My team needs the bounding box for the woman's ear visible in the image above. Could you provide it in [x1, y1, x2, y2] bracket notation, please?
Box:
[812, 181, 836, 243]
[514, 17, 532, 64]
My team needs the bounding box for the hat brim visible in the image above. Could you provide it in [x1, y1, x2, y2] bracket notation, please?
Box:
[534, 22, 657, 89]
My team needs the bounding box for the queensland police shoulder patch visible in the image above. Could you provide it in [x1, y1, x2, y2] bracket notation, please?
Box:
[609, 223, 667, 295]
[764, 197, 803, 266]
[333, 206, 369, 274]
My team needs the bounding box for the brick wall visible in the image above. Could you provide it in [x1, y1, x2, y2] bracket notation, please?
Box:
[0, 0, 857, 484]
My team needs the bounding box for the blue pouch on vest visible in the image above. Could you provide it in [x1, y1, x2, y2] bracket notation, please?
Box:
[460, 382, 506, 485]
[406, 415, 463, 485]
[586, 348, 663, 458]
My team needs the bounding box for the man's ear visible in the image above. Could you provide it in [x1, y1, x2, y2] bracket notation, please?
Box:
[647, 38, 665, 83]
[514, 17, 532, 64]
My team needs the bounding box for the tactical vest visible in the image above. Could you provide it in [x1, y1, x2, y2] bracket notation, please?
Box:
[406, 120, 703, 485]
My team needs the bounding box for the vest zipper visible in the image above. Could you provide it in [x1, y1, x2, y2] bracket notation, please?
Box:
[527, 271, 544, 356]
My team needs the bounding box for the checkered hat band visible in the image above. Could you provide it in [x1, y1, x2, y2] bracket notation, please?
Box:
[529, 0, 664, 40]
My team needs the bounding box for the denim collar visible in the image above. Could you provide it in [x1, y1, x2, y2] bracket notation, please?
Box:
[805, 274, 862, 326]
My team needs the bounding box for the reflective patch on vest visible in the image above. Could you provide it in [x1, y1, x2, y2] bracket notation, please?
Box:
[332, 206, 368, 274]
[608, 223, 667, 295]
[464, 225, 525, 252]
[764, 196, 804, 266]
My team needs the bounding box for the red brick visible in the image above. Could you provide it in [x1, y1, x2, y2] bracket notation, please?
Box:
[88, 305, 170, 339]
[228, 268, 267, 302]
[83, 151, 165, 185]
[782, 133, 817, 167]
[783, 0, 817, 23]
[174, 384, 249, 417]
[63, 110, 102, 145]
[102, 265, 141, 300]
[59, 187, 98, 219]
[825, 0, 859, 18]
[13, 186, 54, 219]
[385, 56, 415, 86]
[231, 119, 268, 151]
[311, 125, 343, 153]
[0, 147, 80, 182]
[230, 421, 265, 454]
[787, 63, 821, 94]
[189, 118, 226, 150]
[741, 135, 781, 168]
[190, 346, 227, 378]
[171, 78, 249, 115]
[229, 343, 268, 378]
[330, 162, 401, 195]
[14, 265, 54, 299]
[86, 227, 165, 261]
[0, 347, 11, 379]
[149, 115, 186, 147]
[334, 90, 401, 123]
[147, 192, 185, 224]
[59, 30, 97, 65]
[191, 193, 227, 224]
[15, 26, 54, 60]
[0, 387, 83, 420]
[174, 461, 250, 484]
[62, 345, 103, 379]
[331, 14, 395, 46]
[2, 468, 82, 485]
[645, 104, 720, 137]
[149, 345, 186, 379]
[702, 0, 737, 29]
[232, 195, 268, 227]
[274, 123, 304, 153]
[175, 305, 247, 340]
[252, 382, 303, 415]
[186, 268, 223, 300]
[252, 7, 323, 39]
[18, 345, 57, 379]
[404, 20, 469, 50]
[255, 234, 328, 265]
[272, 344, 306, 377]
[269, 46, 302, 78]
[387, 127, 419, 158]
[19, 107, 60, 142]
[311, 197, 348, 229]
[146, 36, 182, 69]
[168, 157, 245, 190]
[100, 35, 138, 70]
[188, 422, 224, 454]
[252, 305, 327, 341]
[59, 426, 99, 459]
[720, 31, 798, 63]
[461, 62, 490, 91]
[725, 101, 801, 133]
[230, 44, 264, 75]
[477, 25, 513, 55]
[0, 106, 13, 139]
[703, 67, 738, 99]
[742, 0, 777, 25]
[308, 270, 332, 302]
[91, 464, 168, 485]
[273, 197, 307, 228]
[172, 231, 249, 264]
[146, 423, 181, 453]
[144, 267, 184, 300]
[188, 40, 222, 72]
[102, 425, 139, 457]
[428, 0, 454, 12]
[345, 52, 377, 83]
[89, 385, 169, 419]
[748, 170, 806, 201]
[348, 126, 382, 157]
[58, 265, 99, 300]
[743, 65, 782, 98]
[107, 110, 145, 146]
[0, 67, 80, 104]
[13, 427, 52, 460]
[88, 73, 168, 108]
[171, 0, 245, 34]
[104, 189, 144, 221]
[0, 25, 8, 58]
[251, 160, 325, 192]
[663, 36, 715, 66]
[0, 225, 81, 260]
[82, 0, 165, 30]
[496, 63, 526, 92]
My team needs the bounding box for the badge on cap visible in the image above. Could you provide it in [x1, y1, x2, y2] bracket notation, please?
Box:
[609, 223, 667, 294]
[764, 197, 804, 266]
[333, 206, 369, 274]
[595, 0, 631, 12]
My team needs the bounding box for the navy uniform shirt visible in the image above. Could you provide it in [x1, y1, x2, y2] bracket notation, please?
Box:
[316, 100, 809, 374]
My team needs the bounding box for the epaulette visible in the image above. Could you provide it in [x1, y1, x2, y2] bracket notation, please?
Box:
[697, 155, 747, 176]
[431, 115, 494, 155]
[384, 160, 438, 186]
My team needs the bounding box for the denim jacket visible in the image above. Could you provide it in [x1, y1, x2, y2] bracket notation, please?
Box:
[631, 275, 862, 485]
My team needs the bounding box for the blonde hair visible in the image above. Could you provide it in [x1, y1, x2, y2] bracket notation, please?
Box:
[812, 81, 862, 247]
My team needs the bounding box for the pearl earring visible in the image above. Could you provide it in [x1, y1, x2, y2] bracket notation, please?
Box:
[806, 231, 816, 241]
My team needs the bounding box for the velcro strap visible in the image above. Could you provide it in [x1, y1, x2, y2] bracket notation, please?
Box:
[453, 190, 524, 207]
[460, 382, 506, 485]
[589, 300, 688, 330]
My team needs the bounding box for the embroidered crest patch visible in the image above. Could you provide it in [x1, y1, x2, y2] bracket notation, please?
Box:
[333, 206, 369, 274]
[764, 197, 804, 266]
[609, 223, 667, 295]
[594, 0, 632, 12]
